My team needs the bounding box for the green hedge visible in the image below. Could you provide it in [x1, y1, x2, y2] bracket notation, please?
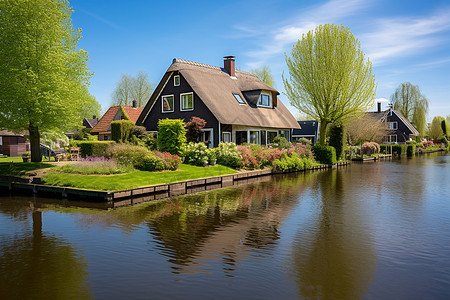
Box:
[111, 120, 135, 142]
[312, 144, 337, 165]
[157, 118, 186, 155]
[76, 141, 115, 157]
[380, 144, 408, 155]
[407, 144, 416, 156]
[329, 124, 345, 160]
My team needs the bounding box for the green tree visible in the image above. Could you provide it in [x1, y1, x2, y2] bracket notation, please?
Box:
[391, 82, 428, 136]
[428, 116, 445, 139]
[111, 72, 154, 107]
[283, 24, 376, 145]
[0, 0, 93, 162]
[250, 65, 275, 87]
[441, 119, 448, 137]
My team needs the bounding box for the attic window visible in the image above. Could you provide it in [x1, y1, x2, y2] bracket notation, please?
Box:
[162, 95, 174, 113]
[233, 93, 245, 104]
[258, 92, 272, 107]
[174, 75, 180, 86]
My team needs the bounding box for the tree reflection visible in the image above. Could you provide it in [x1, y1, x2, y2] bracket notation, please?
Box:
[291, 169, 377, 299]
[0, 204, 93, 300]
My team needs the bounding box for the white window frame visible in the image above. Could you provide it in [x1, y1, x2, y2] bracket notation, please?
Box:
[389, 121, 398, 130]
[249, 130, 260, 144]
[267, 130, 278, 144]
[180, 92, 194, 111]
[233, 93, 246, 104]
[387, 134, 397, 143]
[258, 91, 272, 108]
[174, 75, 180, 86]
[162, 94, 174, 113]
[201, 128, 214, 148]
[222, 132, 231, 143]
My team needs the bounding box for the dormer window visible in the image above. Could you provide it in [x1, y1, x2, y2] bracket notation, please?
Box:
[174, 75, 180, 86]
[233, 93, 245, 104]
[258, 92, 272, 107]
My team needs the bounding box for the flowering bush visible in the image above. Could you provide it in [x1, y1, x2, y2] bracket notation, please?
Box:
[59, 156, 133, 175]
[214, 142, 242, 169]
[361, 142, 380, 155]
[154, 151, 182, 171]
[182, 142, 209, 166]
[272, 152, 315, 172]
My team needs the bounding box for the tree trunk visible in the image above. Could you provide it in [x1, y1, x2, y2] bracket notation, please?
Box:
[319, 121, 328, 145]
[29, 124, 41, 162]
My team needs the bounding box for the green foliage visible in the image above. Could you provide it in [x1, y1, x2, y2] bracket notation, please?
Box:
[73, 127, 96, 141]
[428, 116, 445, 139]
[361, 142, 380, 155]
[183, 142, 209, 166]
[391, 82, 428, 136]
[119, 106, 131, 120]
[407, 144, 416, 156]
[272, 136, 290, 149]
[21, 151, 31, 158]
[111, 120, 135, 142]
[185, 117, 206, 143]
[0, 0, 94, 161]
[329, 124, 345, 159]
[58, 158, 133, 175]
[77, 141, 115, 158]
[283, 24, 376, 144]
[157, 119, 186, 155]
[297, 138, 312, 145]
[250, 65, 275, 87]
[312, 144, 337, 165]
[111, 72, 154, 107]
[214, 142, 243, 169]
[272, 152, 315, 172]
[441, 119, 448, 137]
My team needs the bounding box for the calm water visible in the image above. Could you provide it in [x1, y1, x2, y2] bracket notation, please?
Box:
[1, 153, 449, 300]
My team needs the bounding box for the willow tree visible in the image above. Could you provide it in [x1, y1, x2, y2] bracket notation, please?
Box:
[111, 72, 154, 107]
[428, 116, 445, 139]
[0, 0, 94, 162]
[250, 65, 275, 87]
[391, 82, 428, 136]
[283, 24, 376, 145]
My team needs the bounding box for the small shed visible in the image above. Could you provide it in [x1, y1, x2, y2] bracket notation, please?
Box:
[0, 130, 30, 157]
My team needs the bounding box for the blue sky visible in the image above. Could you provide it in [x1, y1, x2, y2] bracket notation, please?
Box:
[71, 0, 450, 120]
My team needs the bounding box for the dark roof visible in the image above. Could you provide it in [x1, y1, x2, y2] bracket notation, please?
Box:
[0, 130, 27, 136]
[83, 117, 99, 129]
[367, 108, 419, 136]
[91, 106, 143, 134]
[138, 59, 300, 129]
[292, 121, 318, 136]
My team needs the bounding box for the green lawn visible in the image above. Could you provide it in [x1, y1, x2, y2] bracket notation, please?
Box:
[42, 164, 237, 191]
[0, 159, 54, 176]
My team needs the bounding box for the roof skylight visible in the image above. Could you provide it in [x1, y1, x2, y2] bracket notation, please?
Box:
[233, 93, 245, 104]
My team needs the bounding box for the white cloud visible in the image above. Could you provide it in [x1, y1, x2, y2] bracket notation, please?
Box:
[362, 10, 450, 64]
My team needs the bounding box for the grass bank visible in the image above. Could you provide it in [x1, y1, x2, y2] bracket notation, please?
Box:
[42, 164, 237, 191]
[0, 159, 54, 176]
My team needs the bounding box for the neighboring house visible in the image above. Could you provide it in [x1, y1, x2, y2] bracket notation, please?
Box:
[0, 130, 30, 156]
[137, 56, 300, 148]
[291, 121, 319, 144]
[83, 115, 99, 129]
[90, 103, 143, 141]
[368, 103, 419, 144]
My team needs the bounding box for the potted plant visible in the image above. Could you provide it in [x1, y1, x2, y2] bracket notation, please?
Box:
[21, 151, 31, 162]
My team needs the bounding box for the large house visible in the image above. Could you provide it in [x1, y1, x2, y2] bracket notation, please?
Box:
[90, 103, 143, 141]
[369, 103, 419, 144]
[0, 130, 30, 156]
[137, 56, 300, 147]
[291, 120, 319, 144]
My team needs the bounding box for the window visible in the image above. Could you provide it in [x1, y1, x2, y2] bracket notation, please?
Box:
[174, 75, 180, 86]
[162, 95, 174, 112]
[222, 132, 231, 143]
[389, 122, 398, 130]
[258, 92, 272, 107]
[261, 130, 266, 145]
[233, 93, 245, 104]
[180, 92, 193, 111]
[267, 131, 277, 144]
[250, 131, 260, 144]
[386, 134, 397, 143]
[236, 131, 248, 145]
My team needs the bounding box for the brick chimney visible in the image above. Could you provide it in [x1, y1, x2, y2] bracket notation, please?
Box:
[377, 102, 382, 113]
[224, 56, 235, 77]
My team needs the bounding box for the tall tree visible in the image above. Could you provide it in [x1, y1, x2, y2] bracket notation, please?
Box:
[391, 82, 428, 136]
[346, 114, 387, 145]
[428, 116, 444, 139]
[111, 72, 154, 107]
[250, 65, 275, 87]
[0, 0, 93, 162]
[283, 24, 376, 144]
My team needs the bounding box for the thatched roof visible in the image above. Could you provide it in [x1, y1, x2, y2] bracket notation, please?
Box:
[138, 59, 300, 129]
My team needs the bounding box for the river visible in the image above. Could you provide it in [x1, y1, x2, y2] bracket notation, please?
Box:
[1, 153, 449, 300]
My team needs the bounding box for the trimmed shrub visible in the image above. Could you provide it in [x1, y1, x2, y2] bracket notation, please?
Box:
[111, 120, 135, 142]
[155, 151, 182, 171]
[407, 144, 416, 156]
[183, 142, 209, 166]
[329, 124, 345, 160]
[392, 144, 408, 155]
[297, 138, 312, 145]
[272, 152, 315, 172]
[77, 141, 115, 158]
[272, 136, 290, 149]
[312, 144, 337, 165]
[214, 142, 243, 169]
[157, 119, 186, 155]
[119, 106, 130, 120]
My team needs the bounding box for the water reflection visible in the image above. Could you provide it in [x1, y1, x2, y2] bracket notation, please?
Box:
[291, 169, 377, 300]
[0, 203, 93, 300]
